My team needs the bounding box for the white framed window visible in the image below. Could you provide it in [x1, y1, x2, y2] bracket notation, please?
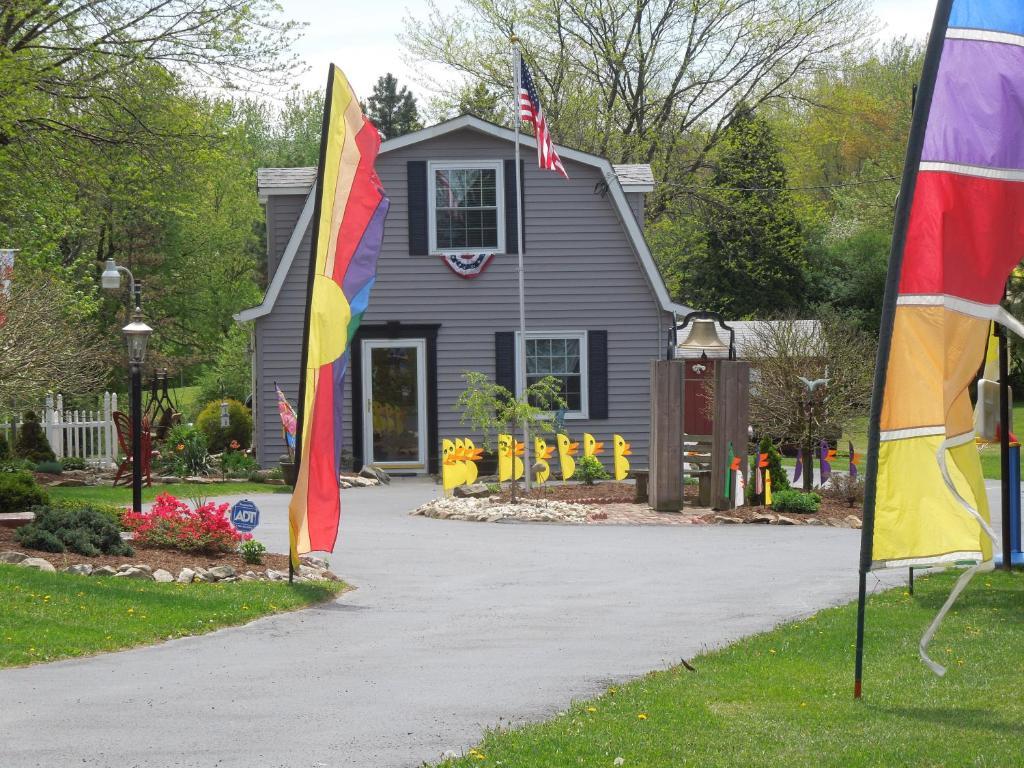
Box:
[515, 331, 589, 419]
[428, 160, 505, 254]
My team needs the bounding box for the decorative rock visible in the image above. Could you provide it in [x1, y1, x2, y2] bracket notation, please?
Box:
[301, 555, 329, 569]
[748, 513, 776, 524]
[454, 483, 491, 499]
[152, 569, 174, 583]
[207, 565, 236, 580]
[338, 479, 353, 489]
[360, 464, 391, 484]
[91, 566, 117, 577]
[131, 564, 153, 574]
[804, 518, 824, 526]
[219, 576, 239, 583]
[0, 551, 28, 564]
[614, 759, 626, 767]
[117, 564, 133, 572]
[775, 515, 799, 526]
[844, 515, 862, 529]
[265, 569, 286, 581]
[348, 475, 377, 488]
[61, 564, 94, 576]
[714, 515, 743, 524]
[176, 568, 196, 584]
[320, 570, 342, 582]
[115, 566, 154, 580]
[52, 478, 86, 487]
[413, 496, 592, 524]
[19, 557, 56, 573]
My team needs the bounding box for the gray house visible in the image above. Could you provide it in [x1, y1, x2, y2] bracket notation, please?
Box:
[236, 115, 690, 473]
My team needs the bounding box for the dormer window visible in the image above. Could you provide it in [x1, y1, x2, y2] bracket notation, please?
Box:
[428, 161, 505, 254]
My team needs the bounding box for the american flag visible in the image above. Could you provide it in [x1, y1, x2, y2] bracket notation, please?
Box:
[518, 58, 568, 178]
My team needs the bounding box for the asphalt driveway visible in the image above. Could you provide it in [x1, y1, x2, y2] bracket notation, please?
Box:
[1, 479, 905, 767]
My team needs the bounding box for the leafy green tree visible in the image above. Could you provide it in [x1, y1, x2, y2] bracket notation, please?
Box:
[195, 325, 254, 410]
[679, 108, 808, 317]
[456, 82, 507, 124]
[365, 74, 422, 140]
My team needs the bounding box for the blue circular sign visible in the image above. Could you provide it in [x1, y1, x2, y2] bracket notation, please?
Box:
[230, 499, 260, 533]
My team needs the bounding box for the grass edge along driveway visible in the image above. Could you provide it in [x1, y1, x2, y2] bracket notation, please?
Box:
[434, 570, 1023, 768]
[0, 564, 346, 668]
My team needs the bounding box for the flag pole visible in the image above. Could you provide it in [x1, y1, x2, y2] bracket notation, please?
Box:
[854, 0, 953, 699]
[512, 37, 532, 491]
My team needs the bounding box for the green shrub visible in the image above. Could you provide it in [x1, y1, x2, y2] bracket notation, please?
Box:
[15, 505, 133, 557]
[163, 423, 211, 477]
[34, 460, 63, 475]
[195, 399, 252, 454]
[747, 436, 790, 503]
[240, 539, 267, 565]
[0, 458, 35, 473]
[772, 489, 821, 514]
[221, 448, 258, 478]
[0, 471, 48, 512]
[576, 455, 610, 485]
[50, 498, 127, 530]
[14, 411, 56, 463]
[60, 456, 87, 471]
[0, 431, 9, 460]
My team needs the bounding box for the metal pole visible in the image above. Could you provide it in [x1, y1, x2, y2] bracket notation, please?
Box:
[999, 323, 1012, 571]
[131, 362, 143, 514]
[512, 39, 532, 491]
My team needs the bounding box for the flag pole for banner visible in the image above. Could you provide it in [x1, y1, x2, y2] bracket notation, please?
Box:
[512, 37, 532, 491]
[854, 0, 954, 699]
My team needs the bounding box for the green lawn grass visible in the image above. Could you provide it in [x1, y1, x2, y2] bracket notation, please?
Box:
[0, 564, 344, 667]
[434, 570, 1024, 767]
[46, 481, 291, 506]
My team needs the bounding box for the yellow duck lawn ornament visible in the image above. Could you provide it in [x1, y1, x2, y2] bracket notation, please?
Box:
[441, 439, 466, 494]
[556, 433, 579, 480]
[454, 438, 470, 486]
[497, 434, 525, 482]
[463, 438, 483, 484]
[533, 437, 555, 484]
[613, 434, 632, 481]
[582, 432, 604, 458]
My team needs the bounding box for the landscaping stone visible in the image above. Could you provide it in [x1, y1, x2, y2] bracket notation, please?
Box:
[62, 564, 94, 576]
[19, 557, 56, 573]
[844, 515, 862, 529]
[301, 555, 329, 569]
[0, 550, 28, 563]
[413, 496, 592, 524]
[91, 566, 117, 577]
[804, 518, 824, 526]
[219, 576, 238, 583]
[748, 513, 776, 524]
[714, 515, 743, 524]
[775, 515, 799, 525]
[265, 569, 286, 581]
[320, 570, 342, 582]
[116, 567, 154, 580]
[360, 464, 391, 484]
[132, 564, 153, 574]
[152, 569, 174, 583]
[52, 478, 87, 487]
[176, 568, 196, 583]
[348, 475, 378, 488]
[207, 565, 236, 580]
[454, 483, 491, 499]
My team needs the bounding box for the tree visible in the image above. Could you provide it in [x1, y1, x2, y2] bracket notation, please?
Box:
[403, 0, 871, 185]
[671, 108, 807, 317]
[744, 312, 875, 491]
[365, 74, 422, 140]
[0, 275, 108, 406]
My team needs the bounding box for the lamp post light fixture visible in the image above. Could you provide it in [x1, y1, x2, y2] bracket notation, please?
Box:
[103, 259, 151, 513]
[220, 399, 230, 429]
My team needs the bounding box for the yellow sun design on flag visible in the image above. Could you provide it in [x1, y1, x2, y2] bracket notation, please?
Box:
[307, 274, 351, 368]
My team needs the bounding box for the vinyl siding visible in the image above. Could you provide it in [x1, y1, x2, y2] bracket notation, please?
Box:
[252, 127, 670, 470]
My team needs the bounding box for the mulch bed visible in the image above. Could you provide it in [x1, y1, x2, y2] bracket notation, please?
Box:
[694, 494, 863, 525]
[0, 525, 291, 574]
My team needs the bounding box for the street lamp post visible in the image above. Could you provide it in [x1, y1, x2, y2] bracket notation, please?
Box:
[102, 259, 152, 513]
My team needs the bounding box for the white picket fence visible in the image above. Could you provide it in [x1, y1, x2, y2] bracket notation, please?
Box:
[0, 392, 119, 466]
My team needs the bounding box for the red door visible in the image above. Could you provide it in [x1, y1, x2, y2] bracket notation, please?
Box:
[683, 357, 715, 436]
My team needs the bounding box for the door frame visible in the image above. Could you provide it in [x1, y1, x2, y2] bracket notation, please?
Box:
[351, 323, 440, 474]
[360, 338, 428, 472]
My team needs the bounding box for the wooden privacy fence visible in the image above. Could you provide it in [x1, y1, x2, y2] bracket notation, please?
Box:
[0, 393, 118, 466]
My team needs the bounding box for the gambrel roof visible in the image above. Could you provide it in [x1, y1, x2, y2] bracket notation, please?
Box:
[238, 115, 691, 323]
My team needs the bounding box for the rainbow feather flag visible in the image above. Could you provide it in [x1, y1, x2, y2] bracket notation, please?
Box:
[857, 0, 1024, 689]
[289, 65, 390, 563]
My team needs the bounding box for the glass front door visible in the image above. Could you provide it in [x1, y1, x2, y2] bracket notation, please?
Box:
[361, 339, 427, 471]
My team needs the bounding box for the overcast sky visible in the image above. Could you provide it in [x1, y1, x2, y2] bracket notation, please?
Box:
[277, 0, 938, 103]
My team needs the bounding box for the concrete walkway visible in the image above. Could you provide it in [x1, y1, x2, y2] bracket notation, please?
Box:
[1, 479, 903, 768]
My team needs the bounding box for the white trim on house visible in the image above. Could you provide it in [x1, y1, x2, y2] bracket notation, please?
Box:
[235, 189, 315, 323]
[427, 159, 506, 255]
[238, 115, 692, 323]
[514, 330, 590, 419]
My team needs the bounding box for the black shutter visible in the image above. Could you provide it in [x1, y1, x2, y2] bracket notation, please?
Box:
[504, 159, 525, 253]
[407, 160, 428, 255]
[495, 332, 516, 392]
[588, 330, 608, 419]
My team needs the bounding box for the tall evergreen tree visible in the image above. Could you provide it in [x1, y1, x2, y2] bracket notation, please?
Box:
[365, 74, 422, 140]
[685, 108, 808, 317]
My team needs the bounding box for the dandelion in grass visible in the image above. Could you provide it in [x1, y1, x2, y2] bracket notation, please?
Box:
[637, 713, 648, 720]
[586, 706, 597, 713]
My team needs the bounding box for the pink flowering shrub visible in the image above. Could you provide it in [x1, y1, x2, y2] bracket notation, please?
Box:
[123, 493, 251, 553]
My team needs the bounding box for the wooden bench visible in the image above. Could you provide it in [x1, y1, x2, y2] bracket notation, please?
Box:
[682, 435, 713, 507]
